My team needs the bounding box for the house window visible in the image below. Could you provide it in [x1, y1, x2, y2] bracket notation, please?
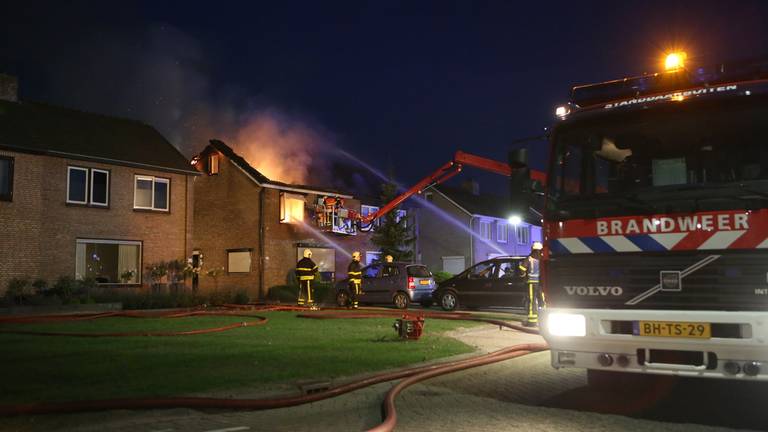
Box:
[479, 220, 491, 240]
[497, 222, 508, 243]
[134, 175, 170, 211]
[395, 209, 407, 228]
[227, 249, 252, 273]
[208, 154, 219, 175]
[280, 192, 305, 223]
[365, 251, 381, 265]
[0, 156, 13, 201]
[516, 225, 530, 245]
[90, 169, 109, 206]
[68, 166, 110, 206]
[75, 239, 141, 284]
[296, 247, 335, 272]
[67, 166, 89, 204]
[361, 205, 380, 227]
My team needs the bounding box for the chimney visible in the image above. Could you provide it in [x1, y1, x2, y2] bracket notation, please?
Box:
[0, 74, 18, 102]
[461, 179, 480, 196]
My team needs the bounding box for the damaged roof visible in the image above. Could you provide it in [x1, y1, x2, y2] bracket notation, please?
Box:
[0, 99, 197, 174]
[205, 139, 353, 197]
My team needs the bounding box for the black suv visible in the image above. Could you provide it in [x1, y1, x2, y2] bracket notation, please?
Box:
[432, 256, 529, 311]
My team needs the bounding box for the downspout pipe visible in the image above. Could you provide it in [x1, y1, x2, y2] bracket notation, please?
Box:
[469, 215, 475, 266]
[259, 187, 266, 300]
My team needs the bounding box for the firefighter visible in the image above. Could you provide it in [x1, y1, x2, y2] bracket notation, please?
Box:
[382, 254, 395, 276]
[348, 251, 363, 308]
[296, 249, 318, 308]
[520, 241, 544, 327]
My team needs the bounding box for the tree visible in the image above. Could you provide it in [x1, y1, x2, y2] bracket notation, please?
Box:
[370, 183, 416, 261]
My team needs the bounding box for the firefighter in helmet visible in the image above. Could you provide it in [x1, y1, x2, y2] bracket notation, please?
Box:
[348, 251, 363, 308]
[296, 249, 319, 308]
[520, 241, 544, 327]
[382, 254, 395, 276]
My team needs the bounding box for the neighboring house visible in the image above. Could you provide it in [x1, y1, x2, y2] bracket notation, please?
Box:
[190, 140, 412, 299]
[415, 182, 542, 275]
[0, 74, 197, 294]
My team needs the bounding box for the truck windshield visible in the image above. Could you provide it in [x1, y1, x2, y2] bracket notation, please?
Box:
[547, 96, 768, 219]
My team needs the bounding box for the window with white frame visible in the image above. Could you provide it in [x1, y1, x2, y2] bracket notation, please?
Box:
[67, 166, 109, 206]
[395, 209, 407, 228]
[497, 222, 508, 243]
[516, 225, 530, 245]
[479, 220, 491, 240]
[361, 205, 380, 227]
[90, 169, 109, 206]
[227, 249, 252, 273]
[365, 251, 381, 266]
[208, 154, 219, 175]
[75, 239, 141, 284]
[134, 175, 169, 211]
[67, 166, 89, 204]
[280, 192, 305, 223]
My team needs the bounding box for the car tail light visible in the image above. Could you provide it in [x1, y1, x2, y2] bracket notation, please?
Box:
[408, 277, 416, 290]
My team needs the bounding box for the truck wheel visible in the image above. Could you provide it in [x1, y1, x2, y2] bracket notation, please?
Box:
[393, 292, 409, 309]
[336, 290, 350, 307]
[440, 291, 457, 311]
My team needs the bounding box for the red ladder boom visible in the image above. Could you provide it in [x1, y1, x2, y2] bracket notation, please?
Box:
[360, 150, 546, 225]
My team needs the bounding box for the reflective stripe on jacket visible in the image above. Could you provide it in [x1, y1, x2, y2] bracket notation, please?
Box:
[296, 257, 318, 280]
[348, 260, 362, 283]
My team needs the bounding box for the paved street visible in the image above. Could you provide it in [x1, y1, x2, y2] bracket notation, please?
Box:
[3, 325, 766, 432]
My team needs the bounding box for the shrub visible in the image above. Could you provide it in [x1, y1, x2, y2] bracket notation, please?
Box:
[31, 278, 48, 295]
[432, 271, 454, 284]
[51, 276, 78, 302]
[4, 278, 31, 305]
[233, 290, 250, 305]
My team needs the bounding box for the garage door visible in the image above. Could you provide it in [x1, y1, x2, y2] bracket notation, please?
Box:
[442, 256, 465, 275]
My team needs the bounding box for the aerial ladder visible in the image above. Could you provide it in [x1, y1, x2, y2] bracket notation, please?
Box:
[315, 150, 546, 234]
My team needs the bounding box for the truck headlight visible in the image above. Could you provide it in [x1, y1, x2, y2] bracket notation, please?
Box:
[547, 313, 586, 337]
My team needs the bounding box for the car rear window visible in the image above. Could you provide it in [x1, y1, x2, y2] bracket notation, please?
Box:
[407, 266, 431, 277]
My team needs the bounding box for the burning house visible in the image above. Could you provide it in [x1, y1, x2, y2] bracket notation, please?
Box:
[190, 140, 412, 300]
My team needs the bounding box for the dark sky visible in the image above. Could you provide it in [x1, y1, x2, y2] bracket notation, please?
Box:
[3, 1, 768, 192]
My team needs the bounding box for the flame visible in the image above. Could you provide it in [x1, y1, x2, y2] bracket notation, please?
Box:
[227, 111, 330, 185]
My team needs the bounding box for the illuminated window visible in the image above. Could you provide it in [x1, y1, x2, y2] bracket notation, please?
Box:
[208, 154, 219, 175]
[395, 209, 407, 228]
[75, 239, 141, 284]
[497, 223, 508, 243]
[479, 220, 491, 240]
[361, 204, 380, 227]
[516, 225, 530, 245]
[227, 249, 252, 273]
[280, 192, 305, 223]
[134, 175, 169, 211]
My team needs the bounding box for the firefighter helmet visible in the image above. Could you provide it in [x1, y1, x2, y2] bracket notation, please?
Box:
[532, 241, 543, 250]
[385, 255, 394, 263]
[352, 251, 361, 261]
[303, 249, 313, 258]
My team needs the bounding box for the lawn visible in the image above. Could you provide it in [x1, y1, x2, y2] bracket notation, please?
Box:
[0, 311, 485, 404]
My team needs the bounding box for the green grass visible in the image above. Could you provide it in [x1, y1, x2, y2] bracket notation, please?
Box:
[0, 311, 483, 404]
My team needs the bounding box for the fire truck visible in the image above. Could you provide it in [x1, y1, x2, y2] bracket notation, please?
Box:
[530, 52, 768, 382]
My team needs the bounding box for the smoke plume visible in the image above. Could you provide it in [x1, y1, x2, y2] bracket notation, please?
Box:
[46, 24, 335, 185]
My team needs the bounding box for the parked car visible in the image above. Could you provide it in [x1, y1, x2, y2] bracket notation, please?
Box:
[335, 262, 436, 309]
[433, 256, 529, 311]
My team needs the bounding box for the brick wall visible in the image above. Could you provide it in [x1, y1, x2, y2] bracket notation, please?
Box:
[0, 150, 193, 294]
[192, 150, 384, 300]
[416, 192, 472, 273]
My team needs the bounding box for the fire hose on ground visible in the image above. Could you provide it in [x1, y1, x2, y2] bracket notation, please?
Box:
[0, 305, 549, 432]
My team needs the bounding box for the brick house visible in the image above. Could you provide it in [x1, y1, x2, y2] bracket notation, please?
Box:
[0, 75, 197, 294]
[415, 182, 542, 275]
[190, 140, 412, 300]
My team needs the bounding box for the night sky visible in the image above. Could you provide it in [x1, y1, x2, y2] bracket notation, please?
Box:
[3, 1, 768, 193]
